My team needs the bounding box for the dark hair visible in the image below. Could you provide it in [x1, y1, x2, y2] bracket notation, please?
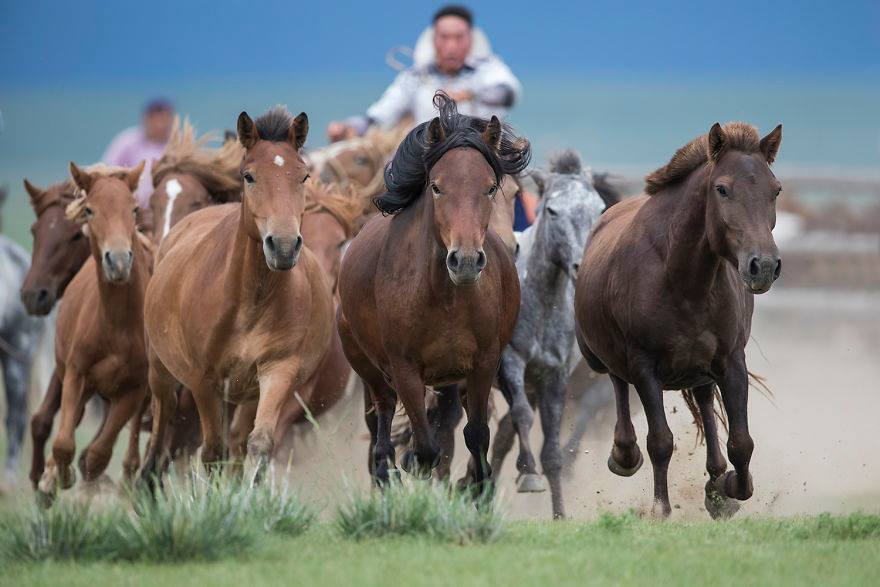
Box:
[144, 98, 174, 115]
[433, 5, 473, 27]
[254, 105, 295, 142]
[374, 93, 531, 215]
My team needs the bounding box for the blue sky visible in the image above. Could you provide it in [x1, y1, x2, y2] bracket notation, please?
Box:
[3, 0, 878, 85]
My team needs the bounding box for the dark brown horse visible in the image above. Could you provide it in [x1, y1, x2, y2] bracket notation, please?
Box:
[574, 122, 783, 518]
[337, 94, 530, 493]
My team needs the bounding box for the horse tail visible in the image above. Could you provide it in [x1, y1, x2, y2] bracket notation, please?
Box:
[681, 386, 728, 446]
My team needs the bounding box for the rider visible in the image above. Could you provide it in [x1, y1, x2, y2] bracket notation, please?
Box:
[327, 5, 522, 141]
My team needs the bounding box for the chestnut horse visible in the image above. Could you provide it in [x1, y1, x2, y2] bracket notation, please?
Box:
[337, 94, 530, 493]
[140, 107, 334, 485]
[575, 122, 783, 518]
[36, 162, 151, 504]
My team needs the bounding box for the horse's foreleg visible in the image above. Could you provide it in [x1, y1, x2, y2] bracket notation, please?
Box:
[391, 360, 438, 479]
[693, 383, 740, 519]
[633, 373, 673, 518]
[538, 370, 568, 519]
[429, 384, 463, 480]
[230, 398, 258, 473]
[496, 352, 543, 492]
[1, 351, 30, 481]
[29, 368, 62, 488]
[247, 367, 299, 483]
[122, 394, 150, 484]
[80, 386, 146, 482]
[608, 374, 643, 476]
[38, 369, 86, 502]
[138, 354, 178, 490]
[462, 357, 497, 498]
[718, 360, 754, 503]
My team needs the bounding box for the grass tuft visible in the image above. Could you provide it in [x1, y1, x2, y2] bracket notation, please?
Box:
[335, 479, 505, 543]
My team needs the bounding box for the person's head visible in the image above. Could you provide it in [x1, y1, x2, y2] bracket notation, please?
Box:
[432, 5, 473, 75]
[142, 98, 174, 143]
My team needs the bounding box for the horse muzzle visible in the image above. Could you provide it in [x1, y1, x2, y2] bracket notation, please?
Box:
[740, 254, 782, 294]
[102, 250, 134, 283]
[446, 247, 487, 285]
[20, 286, 56, 316]
[263, 233, 304, 272]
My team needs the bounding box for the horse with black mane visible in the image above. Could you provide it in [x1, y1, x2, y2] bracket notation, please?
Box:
[337, 93, 530, 494]
[575, 122, 783, 518]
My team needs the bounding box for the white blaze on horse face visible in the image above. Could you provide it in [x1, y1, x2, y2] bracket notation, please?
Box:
[161, 178, 183, 239]
[274, 155, 285, 167]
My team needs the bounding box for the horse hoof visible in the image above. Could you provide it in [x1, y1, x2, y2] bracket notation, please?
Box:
[705, 475, 741, 519]
[400, 450, 432, 480]
[515, 473, 547, 493]
[35, 486, 56, 509]
[607, 451, 643, 477]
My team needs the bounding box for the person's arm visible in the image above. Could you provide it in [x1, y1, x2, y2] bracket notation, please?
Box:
[328, 71, 416, 141]
[472, 56, 522, 108]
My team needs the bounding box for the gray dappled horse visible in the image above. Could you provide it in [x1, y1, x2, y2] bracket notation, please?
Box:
[0, 232, 45, 483]
[490, 151, 606, 518]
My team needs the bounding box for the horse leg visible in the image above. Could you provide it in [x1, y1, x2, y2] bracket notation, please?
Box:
[29, 368, 62, 488]
[538, 369, 568, 518]
[462, 357, 498, 499]
[391, 360, 438, 479]
[121, 394, 150, 485]
[488, 410, 515, 478]
[1, 350, 29, 482]
[80, 387, 146, 482]
[633, 373, 674, 518]
[430, 384, 463, 480]
[692, 384, 739, 519]
[717, 359, 754, 503]
[247, 367, 299, 484]
[607, 374, 644, 476]
[230, 398, 258, 473]
[37, 369, 86, 504]
[562, 377, 611, 472]
[496, 352, 543, 493]
[138, 354, 178, 490]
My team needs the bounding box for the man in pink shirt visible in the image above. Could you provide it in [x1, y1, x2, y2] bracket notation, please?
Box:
[101, 98, 174, 207]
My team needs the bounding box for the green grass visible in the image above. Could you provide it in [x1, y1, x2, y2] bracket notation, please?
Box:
[2, 509, 879, 586]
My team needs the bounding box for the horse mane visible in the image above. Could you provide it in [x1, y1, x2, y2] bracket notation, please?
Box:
[549, 150, 583, 175]
[152, 117, 244, 203]
[375, 92, 531, 214]
[255, 105, 296, 142]
[304, 180, 362, 238]
[65, 164, 139, 223]
[644, 122, 761, 195]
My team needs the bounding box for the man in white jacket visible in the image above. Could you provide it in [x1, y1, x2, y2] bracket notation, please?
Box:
[327, 5, 522, 141]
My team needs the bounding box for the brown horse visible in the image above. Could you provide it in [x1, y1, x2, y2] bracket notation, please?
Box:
[139, 107, 334, 485]
[36, 161, 151, 504]
[337, 94, 530, 493]
[149, 117, 243, 243]
[574, 122, 783, 518]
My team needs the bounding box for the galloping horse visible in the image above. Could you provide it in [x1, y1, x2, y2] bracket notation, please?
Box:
[489, 151, 606, 518]
[140, 107, 334, 484]
[36, 162, 151, 504]
[337, 94, 530, 493]
[575, 122, 783, 518]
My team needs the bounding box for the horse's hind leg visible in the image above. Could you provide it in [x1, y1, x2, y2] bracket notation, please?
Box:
[538, 369, 568, 518]
[496, 353, 543, 493]
[607, 374, 643, 476]
[139, 354, 178, 490]
[633, 373, 674, 518]
[80, 387, 146, 482]
[230, 398, 258, 473]
[121, 394, 149, 484]
[2, 351, 30, 481]
[692, 384, 739, 519]
[717, 359, 754, 504]
[29, 368, 62, 488]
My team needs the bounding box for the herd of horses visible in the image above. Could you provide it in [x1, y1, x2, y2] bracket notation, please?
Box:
[0, 92, 784, 520]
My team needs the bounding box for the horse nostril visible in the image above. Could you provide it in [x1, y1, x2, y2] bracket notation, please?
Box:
[104, 251, 112, 266]
[774, 259, 782, 280]
[573, 263, 580, 274]
[293, 235, 304, 255]
[37, 289, 49, 303]
[476, 250, 487, 270]
[749, 257, 760, 277]
[446, 249, 460, 271]
[264, 235, 276, 254]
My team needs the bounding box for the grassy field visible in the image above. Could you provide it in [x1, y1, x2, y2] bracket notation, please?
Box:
[3, 504, 879, 587]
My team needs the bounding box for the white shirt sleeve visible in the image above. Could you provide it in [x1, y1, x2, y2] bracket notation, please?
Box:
[473, 56, 522, 106]
[365, 71, 419, 128]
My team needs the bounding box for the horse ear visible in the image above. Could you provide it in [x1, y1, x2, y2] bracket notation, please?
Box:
[289, 112, 309, 150]
[707, 123, 725, 162]
[425, 117, 445, 148]
[23, 178, 44, 201]
[529, 168, 548, 197]
[126, 160, 146, 192]
[759, 124, 783, 165]
[237, 111, 259, 150]
[482, 115, 503, 152]
[69, 161, 94, 193]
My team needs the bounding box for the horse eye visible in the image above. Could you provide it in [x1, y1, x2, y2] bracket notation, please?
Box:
[84, 206, 93, 216]
[133, 206, 139, 216]
[487, 185, 497, 198]
[243, 172, 255, 184]
[546, 207, 559, 217]
[302, 174, 310, 184]
[431, 183, 441, 196]
[715, 185, 728, 197]
[774, 187, 782, 199]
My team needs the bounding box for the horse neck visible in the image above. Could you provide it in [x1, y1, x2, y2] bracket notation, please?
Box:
[525, 216, 568, 291]
[93, 235, 149, 325]
[228, 202, 286, 306]
[660, 166, 723, 296]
